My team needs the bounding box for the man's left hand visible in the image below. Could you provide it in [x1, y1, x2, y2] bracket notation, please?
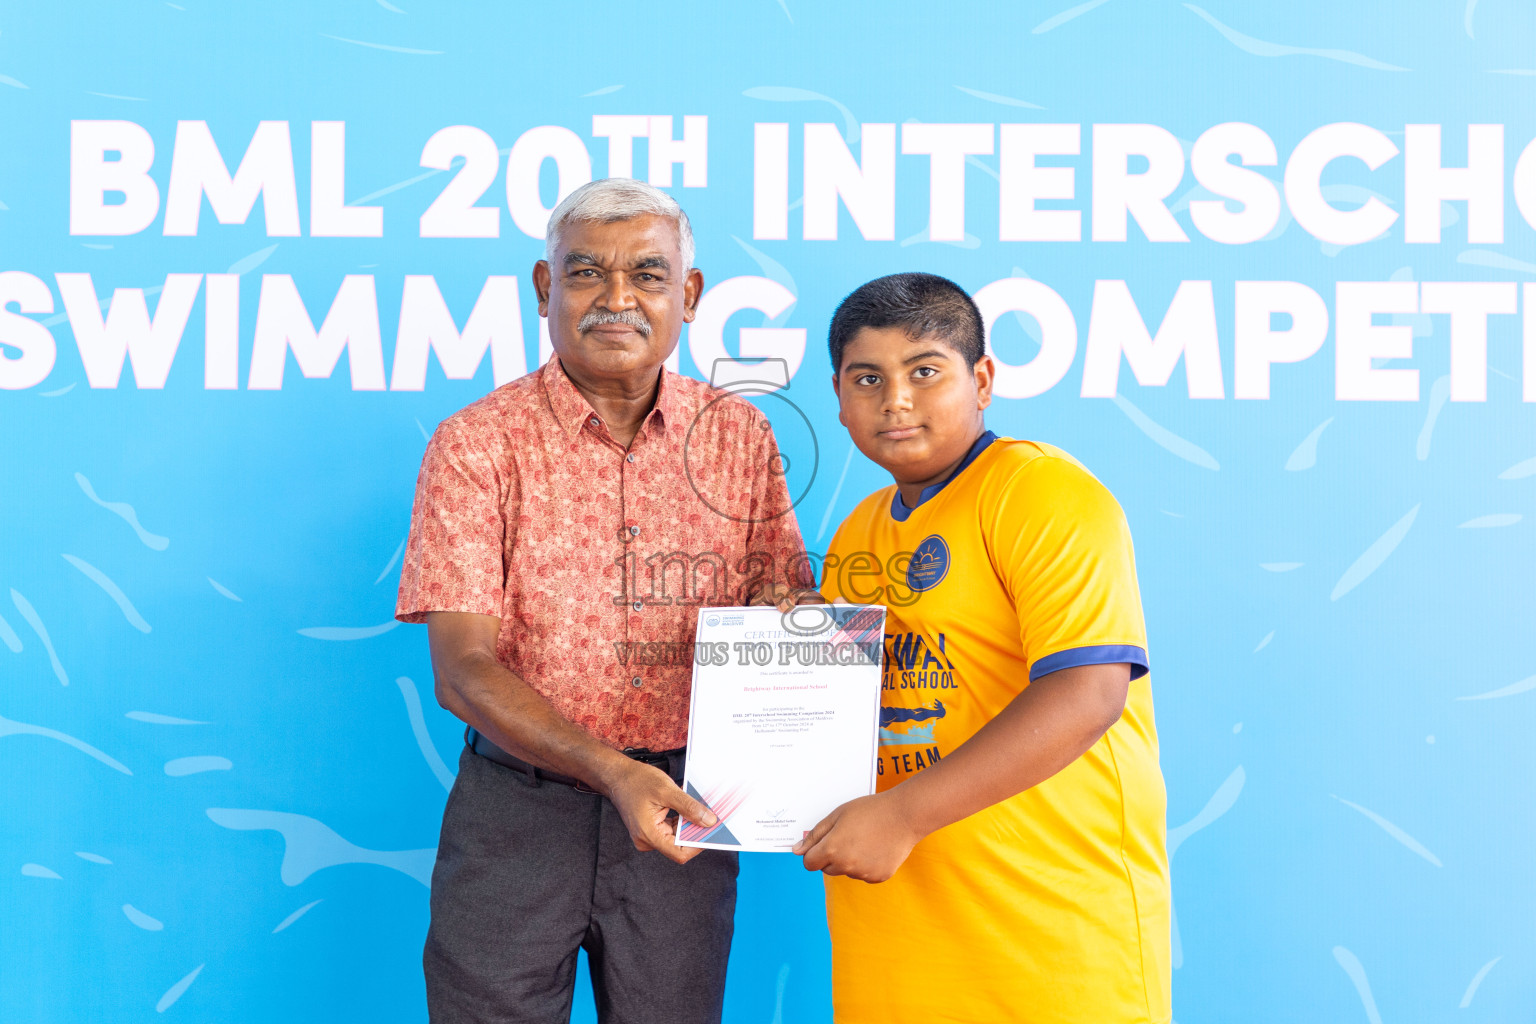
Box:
[792, 793, 923, 883]
[746, 582, 826, 614]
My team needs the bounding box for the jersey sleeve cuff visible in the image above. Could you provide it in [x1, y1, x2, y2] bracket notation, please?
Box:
[1029, 644, 1149, 682]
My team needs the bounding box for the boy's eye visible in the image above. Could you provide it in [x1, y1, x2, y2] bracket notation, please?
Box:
[856, 374, 881, 386]
[913, 366, 938, 379]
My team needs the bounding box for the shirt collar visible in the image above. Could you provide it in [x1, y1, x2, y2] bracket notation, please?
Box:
[650, 363, 684, 431]
[889, 430, 998, 522]
[542, 356, 681, 441]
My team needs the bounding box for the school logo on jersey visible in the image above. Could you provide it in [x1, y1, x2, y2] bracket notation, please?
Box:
[907, 535, 950, 592]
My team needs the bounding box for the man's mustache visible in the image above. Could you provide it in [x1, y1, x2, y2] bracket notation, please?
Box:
[578, 309, 652, 336]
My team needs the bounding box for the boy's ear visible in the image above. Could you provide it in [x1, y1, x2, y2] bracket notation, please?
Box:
[973, 354, 996, 412]
[831, 372, 848, 427]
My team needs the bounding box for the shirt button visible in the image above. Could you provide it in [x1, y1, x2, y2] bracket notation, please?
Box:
[589, 416, 600, 427]
[626, 453, 636, 463]
[631, 676, 643, 688]
[629, 525, 640, 536]
[632, 600, 643, 612]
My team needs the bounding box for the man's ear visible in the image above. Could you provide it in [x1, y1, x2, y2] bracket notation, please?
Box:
[532, 260, 552, 317]
[973, 354, 996, 412]
[681, 267, 705, 322]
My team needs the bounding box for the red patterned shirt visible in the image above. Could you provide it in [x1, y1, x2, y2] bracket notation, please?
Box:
[397, 358, 812, 750]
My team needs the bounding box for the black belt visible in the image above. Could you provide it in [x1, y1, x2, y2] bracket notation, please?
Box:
[465, 727, 681, 793]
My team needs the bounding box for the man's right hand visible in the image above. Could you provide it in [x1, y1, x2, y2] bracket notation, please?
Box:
[601, 758, 719, 865]
[427, 611, 721, 865]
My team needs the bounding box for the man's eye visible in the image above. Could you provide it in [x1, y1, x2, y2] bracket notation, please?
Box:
[636, 273, 657, 282]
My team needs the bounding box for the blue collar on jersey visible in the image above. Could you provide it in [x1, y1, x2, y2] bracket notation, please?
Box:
[889, 430, 998, 522]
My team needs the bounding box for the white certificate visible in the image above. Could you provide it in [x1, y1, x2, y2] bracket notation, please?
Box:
[677, 604, 886, 852]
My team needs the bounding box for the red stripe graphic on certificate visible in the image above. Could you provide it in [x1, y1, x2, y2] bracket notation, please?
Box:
[678, 780, 751, 844]
[829, 607, 884, 650]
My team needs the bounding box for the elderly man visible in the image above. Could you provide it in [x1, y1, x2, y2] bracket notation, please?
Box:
[396, 177, 811, 1023]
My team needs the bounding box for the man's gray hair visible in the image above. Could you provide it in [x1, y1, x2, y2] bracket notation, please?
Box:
[544, 178, 695, 269]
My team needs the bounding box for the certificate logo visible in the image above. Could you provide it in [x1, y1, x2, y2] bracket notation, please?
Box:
[705, 615, 721, 627]
[906, 535, 950, 592]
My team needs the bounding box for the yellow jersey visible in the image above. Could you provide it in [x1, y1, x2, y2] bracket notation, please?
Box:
[818, 432, 1170, 1024]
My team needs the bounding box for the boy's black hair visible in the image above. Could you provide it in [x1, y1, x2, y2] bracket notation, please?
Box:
[828, 272, 985, 372]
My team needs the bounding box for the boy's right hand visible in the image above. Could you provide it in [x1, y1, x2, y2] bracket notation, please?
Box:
[792, 792, 923, 883]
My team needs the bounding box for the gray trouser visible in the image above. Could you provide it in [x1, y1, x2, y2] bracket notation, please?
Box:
[424, 748, 738, 1024]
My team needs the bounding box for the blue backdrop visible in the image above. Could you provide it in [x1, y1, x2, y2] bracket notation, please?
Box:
[3, 2, 1534, 1021]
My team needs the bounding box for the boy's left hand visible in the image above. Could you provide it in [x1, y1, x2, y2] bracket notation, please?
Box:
[792, 793, 922, 883]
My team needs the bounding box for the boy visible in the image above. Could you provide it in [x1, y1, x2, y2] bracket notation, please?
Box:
[795, 273, 1170, 1023]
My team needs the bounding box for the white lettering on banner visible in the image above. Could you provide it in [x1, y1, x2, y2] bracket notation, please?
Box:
[1404, 124, 1504, 245]
[753, 123, 790, 240]
[901, 123, 993, 242]
[70, 121, 161, 236]
[688, 277, 804, 380]
[1526, 283, 1536, 403]
[57, 273, 202, 389]
[1082, 280, 1224, 398]
[803, 123, 896, 241]
[586, 115, 711, 185]
[648, 116, 707, 188]
[998, 123, 1081, 242]
[418, 126, 502, 238]
[973, 278, 1078, 399]
[1189, 123, 1282, 245]
[4, 273, 1530, 399]
[163, 121, 300, 237]
[1512, 137, 1536, 234]
[32, 118, 1536, 399]
[391, 276, 527, 390]
[50, 118, 1536, 251]
[506, 126, 592, 239]
[1285, 123, 1399, 246]
[248, 275, 386, 390]
[0, 272, 58, 390]
[1335, 281, 1419, 401]
[1091, 124, 1189, 242]
[204, 274, 240, 390]
[1233, 281, 1330, 400]
[309, 122, 382, 238]
[1419, 281, 1517, 402]
[592, 115, 651, 179]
